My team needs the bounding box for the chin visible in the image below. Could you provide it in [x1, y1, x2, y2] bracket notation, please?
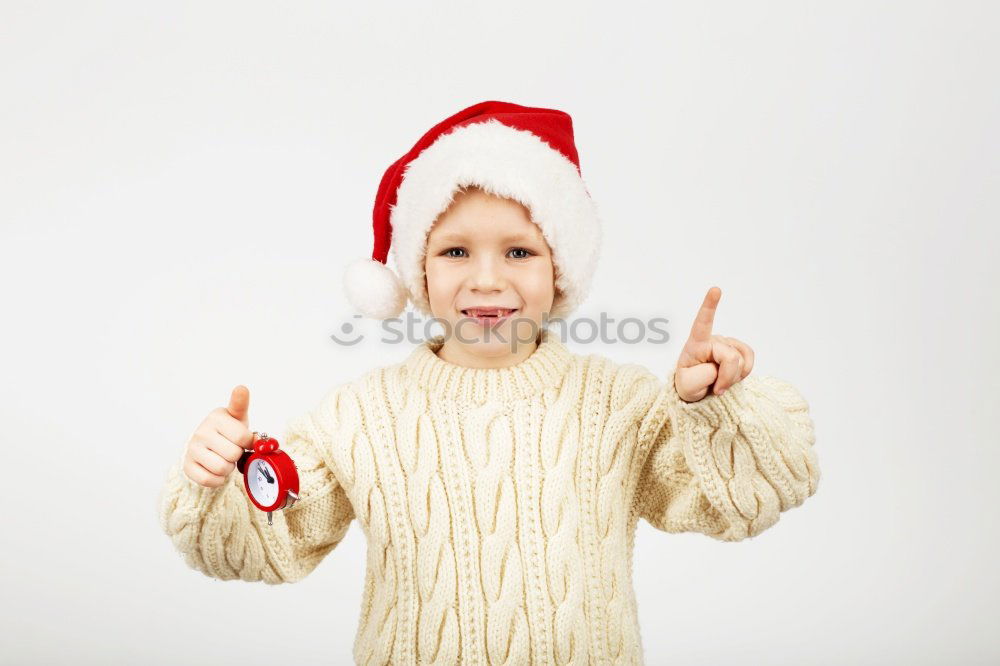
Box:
[465, 341, 516, 359]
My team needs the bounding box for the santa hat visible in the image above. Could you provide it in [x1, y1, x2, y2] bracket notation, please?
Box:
[342, 100, 602, 319]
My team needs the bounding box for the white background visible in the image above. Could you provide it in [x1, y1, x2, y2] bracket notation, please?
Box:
[2, 1, 998, 664]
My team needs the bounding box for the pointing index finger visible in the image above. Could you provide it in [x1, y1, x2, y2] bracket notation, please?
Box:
[687, 286, 721, 344]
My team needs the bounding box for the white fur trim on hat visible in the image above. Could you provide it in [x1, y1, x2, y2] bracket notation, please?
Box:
[343, 257, 408, 319]
[389, 118, 602, 319]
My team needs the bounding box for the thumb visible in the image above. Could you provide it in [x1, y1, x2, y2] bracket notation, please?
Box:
[226, 385, 250, 425]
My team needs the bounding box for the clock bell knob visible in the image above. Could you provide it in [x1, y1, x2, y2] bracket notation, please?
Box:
[253, 432, 280, 455]
[253, 431, 269, 454]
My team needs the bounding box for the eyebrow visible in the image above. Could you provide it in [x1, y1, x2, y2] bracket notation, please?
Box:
[429, 232, 543, 245]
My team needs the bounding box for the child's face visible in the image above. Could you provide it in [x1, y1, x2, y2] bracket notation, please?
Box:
[424, 187, 555, 367]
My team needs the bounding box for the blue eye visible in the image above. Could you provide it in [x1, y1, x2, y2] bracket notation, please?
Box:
[508, 248, 532, 259]
[441, 247, 534, 259]
[444, 248, 467, 258]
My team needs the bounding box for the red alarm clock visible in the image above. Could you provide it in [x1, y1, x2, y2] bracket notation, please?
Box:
[237, 432, 299, 526]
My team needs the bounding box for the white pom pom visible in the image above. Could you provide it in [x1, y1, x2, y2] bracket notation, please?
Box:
[342, 258, 408, 319]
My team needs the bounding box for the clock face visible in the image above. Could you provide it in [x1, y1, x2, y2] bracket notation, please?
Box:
[248, 458, 279, 507]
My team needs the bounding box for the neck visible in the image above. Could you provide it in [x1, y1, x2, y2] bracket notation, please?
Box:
[406, 330, 573, 402]
[435, 338, 539, 369]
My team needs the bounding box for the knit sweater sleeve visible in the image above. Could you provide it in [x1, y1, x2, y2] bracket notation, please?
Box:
[157, 393, 355, 583]
[634, 370, 820, 542]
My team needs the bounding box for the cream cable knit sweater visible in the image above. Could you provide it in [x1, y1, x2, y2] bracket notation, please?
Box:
[159, 334, 820, 665]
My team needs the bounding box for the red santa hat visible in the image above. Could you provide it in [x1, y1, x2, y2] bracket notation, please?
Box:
[342, 100, 602, 319]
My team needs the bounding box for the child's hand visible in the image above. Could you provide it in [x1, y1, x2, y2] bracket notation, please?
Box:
[674, 287, 755, 403]
[182, 386, 256, 488]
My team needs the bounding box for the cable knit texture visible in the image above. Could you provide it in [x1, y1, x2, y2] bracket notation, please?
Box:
[158, 333, 820, 665]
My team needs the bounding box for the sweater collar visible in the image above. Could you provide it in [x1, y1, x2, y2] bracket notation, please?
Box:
[404, 331, 574, 402]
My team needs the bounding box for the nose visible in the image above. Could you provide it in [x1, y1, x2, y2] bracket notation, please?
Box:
[468, 255, 506, 293]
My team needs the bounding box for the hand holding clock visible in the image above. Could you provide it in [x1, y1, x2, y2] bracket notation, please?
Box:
[182, 385, 257, 488]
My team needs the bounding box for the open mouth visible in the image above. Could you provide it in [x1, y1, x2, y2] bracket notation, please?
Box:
[460, 307, 518, 325]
